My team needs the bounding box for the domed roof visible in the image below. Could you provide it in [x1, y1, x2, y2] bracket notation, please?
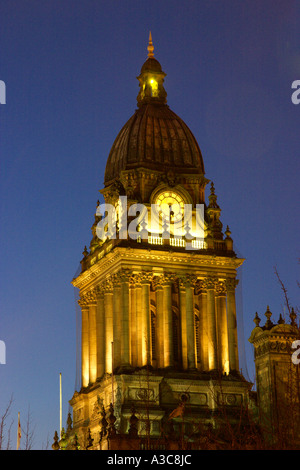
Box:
[104, 34, 205, 185]
[140, 57, 163, 73]
[104, 104, 204, 184]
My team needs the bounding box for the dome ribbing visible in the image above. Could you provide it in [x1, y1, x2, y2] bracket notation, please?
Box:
[104, 34, 204, 185]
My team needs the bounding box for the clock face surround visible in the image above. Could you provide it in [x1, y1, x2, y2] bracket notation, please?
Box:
[154, 191, 185, 223]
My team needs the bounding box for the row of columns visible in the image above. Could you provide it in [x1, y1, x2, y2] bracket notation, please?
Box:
[78, 271, 239, 388]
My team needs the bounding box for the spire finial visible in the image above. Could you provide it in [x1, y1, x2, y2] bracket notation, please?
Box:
[147, 31, 154, 58]
[264, 305, 273, 329]
[254, 312, 261, 327]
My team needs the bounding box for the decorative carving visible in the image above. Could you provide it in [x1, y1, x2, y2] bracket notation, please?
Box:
[215, 280, 226, 296]
[118, 268, 133, 283]
[218, 393, 242, 406]
[254, 340, 292, 359]
[107, 403, 117, 438]
[99, 405, 108, 440]
[158, 170, 178, 187]
[78, 289, 97, 307]
[131, 271, 153, 286]
[136, 388, 154, 401]
[74, 407, 83, 423]
[140, 271, 154, 284]
[111, 273, 121, 288]
[225, 278, 239, 292]
[204, 276, 218, 290]
[225, 394, 237, 405]
[198, 393, 207, 405]
[178, 274, 197, 288]
[91, 395, 103, 420]
[94, 284, 105, 298]
[194, 279, 206, 295]
[152, 275, 164, 290]
[103, 276, 114, 293]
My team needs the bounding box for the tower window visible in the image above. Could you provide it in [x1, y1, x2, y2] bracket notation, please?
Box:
[149, 78, 158, 97]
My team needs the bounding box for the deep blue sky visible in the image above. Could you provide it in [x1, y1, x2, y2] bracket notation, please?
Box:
[0, 1, 299, 450]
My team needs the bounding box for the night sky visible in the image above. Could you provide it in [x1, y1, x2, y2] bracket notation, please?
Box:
[0, 1, 299, 450]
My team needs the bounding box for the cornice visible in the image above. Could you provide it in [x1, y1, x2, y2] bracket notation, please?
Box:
[72, 247, 244, 289]
[72, 246, 244, 291]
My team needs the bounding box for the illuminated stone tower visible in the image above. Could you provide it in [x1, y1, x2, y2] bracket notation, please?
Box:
[249, 307, 300, 445]
[68, 34, 251, 450]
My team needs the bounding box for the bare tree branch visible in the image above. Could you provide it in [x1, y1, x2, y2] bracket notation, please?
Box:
[0, 395, 14, 450]
[274, 266, 292, 315]
[22, 405, 35, 450]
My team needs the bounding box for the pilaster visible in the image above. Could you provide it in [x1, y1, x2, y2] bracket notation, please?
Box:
[215, 280, 229, 374]
[205, 276, 218, 370]
[226, 278, 239, 372]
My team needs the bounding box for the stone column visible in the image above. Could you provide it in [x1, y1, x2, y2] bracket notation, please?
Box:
[130, 283, 137, 368]
[205, 277, 218, 370]
[163, 281, 173, 368]
[195, 280, 208, 371]
[153, 276, 164, 368]
[120, 269, 131, 368]
[112, 277, 121, 370]
[185, 276, 197, 370]
[141, 273, 152, 366]
[79, 299, 89, 388]
[216, 281, 229, 374]
[96, 287, 105, 379]
[162, 274, 174, 368]
[179, 282, 188, 370]
[88, 292, 97, 384]
[104, 278, 114, 374]
[135, 277, 143, 368]
[226, 278, 239, 372]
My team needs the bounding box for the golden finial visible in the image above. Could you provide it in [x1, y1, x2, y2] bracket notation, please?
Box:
[147, 31, 154, 58]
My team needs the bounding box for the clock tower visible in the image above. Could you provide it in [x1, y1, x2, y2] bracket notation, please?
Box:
[67, 34, 252, 450]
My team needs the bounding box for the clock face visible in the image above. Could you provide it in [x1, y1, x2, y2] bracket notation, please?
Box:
[154, 191, 185, 223]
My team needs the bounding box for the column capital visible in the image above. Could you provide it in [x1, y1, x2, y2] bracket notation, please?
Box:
[132, 271, 153, 286]
[118, 268, 133, 283]
[103, 276, 114, 293]
[203, 276, 218, 290]
[78, 289, 97, 307]
[178, 274, 197, 289]
[152, 273, 177, 289]
[225, 278, 239, 292]
[94, 284, 105, 299]
[111, 273, 122, 289]
[152, 275, 164, 290]
[215, 280, 226, 296]
[194, 279, 206, 295]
